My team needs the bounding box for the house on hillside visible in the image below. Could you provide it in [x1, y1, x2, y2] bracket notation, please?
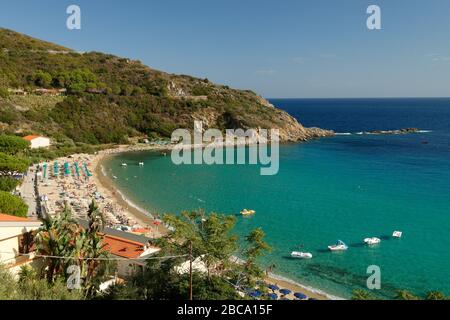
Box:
[34, 88, 66, 96]
[0, 214, 42, 276]
[103, 234, 160, 277]
[22, 135, 51, 149]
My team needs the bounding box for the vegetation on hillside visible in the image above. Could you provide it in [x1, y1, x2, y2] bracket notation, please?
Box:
[0, 134, 29, 216]
[0, 28, 325, 145]
[0, 191, 28, 217]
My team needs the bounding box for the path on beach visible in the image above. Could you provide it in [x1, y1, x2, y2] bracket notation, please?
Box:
[20, 166, 38, 218]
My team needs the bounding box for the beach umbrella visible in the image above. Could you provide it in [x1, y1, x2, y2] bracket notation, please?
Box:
[267, 293, 278, 300]
[268, 284, 280, 291]
[279, 288, 292, 295]
[294, 292, 308, 300]
[248, 290, 263, 298]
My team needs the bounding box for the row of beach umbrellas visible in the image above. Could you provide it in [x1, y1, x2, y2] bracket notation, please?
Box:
[247, 284, 311, 300]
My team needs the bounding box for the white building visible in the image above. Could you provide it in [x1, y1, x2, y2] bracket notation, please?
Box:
[0, 214, 42, 275]
[22, 135, 51, 149]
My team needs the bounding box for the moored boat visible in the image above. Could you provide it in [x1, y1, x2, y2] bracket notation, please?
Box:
[392, 231, 403, 238]
[364, 237, 381, 245]
[291, 251, 313, 259]
[328, 240, 348, 251]
[240, 209, 256, 216]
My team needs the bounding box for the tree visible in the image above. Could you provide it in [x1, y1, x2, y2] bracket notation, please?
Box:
[0, 191, 28, 217]
[33, 71, 52, 87]
[0, 152, 30, 173]
[103, 210, 271, 300]
[35, 205, 80, 282]
[236, 228, 271, 289]
[0, 86, 9, 99]
[162, 210, 238, 279]
[0, 176, 20, 192]
[35, 201, 111, 298]
[77, 200, 112, 297]
[0, 135, 30, 155]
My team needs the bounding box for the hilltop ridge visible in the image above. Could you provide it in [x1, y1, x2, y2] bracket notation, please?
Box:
[0, 28, 334, 145]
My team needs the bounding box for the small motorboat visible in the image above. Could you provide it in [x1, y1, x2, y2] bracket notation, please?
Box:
[328, 240, 348, 251]
[112, 175, 118, 179]
[121, 163, 128, 167]
[364, 237, 381, 245]
[139, 162, 144, 166]
[291, 251, 313, 259]
[240, 209, 256, 216]
[392, 231, 403, 238]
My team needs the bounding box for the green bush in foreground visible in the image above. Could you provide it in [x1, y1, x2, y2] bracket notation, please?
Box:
[0, 191, 28, 217]
[0, 134, 30, 155]
[0, 265, 83, 300]
[0, 176, 20, 192]
[0, 152, 30, 173]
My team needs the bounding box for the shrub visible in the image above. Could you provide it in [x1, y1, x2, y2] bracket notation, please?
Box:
[0, 135, 30, 154]
[0, 177, 20, 192]
[0, 87, 9, 99]
[0, 152, 30, 172]
[0, 191, 28, 217]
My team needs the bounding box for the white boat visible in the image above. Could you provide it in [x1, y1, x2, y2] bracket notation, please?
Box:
[139, 162, 144, 166]
[112, 175, 118, 179]
[121, 163, 127, 167]
[364, 237, 381, 245]
[240, 209, 256, 216]
[328, 240, 348, 251]
[392, 231, 403, 238]
[291, 251, 313, 259]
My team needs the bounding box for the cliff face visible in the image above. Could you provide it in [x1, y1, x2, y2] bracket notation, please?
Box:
[0, 28, 334, 144]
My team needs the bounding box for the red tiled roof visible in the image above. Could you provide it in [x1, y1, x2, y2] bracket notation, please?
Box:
[0, 213, 33, 222]
[102, 234, 147, 259]
[22, 135, 42, 141]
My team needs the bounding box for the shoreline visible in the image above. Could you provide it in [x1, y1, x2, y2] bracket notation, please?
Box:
[96, 144, 343, 300]
[91, 147, 167, 237]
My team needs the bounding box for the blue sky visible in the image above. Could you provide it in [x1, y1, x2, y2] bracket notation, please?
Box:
[1, 0, 450, 98]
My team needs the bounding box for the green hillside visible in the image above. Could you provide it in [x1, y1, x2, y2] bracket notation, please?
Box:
[0, 28, 333, 146]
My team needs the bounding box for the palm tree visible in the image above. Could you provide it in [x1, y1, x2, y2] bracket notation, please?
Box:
[35, 204, 80, 282]
[35, 200, 111, 297]
[79, 200, 110, 297]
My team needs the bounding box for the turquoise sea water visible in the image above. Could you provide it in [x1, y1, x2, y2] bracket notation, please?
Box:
[103, 99, 450, 299]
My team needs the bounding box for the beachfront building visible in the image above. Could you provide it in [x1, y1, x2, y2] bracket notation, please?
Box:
[22, 135, 51, 149]
[0, 214, 42, 276]
[103, 233, 160, 277]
